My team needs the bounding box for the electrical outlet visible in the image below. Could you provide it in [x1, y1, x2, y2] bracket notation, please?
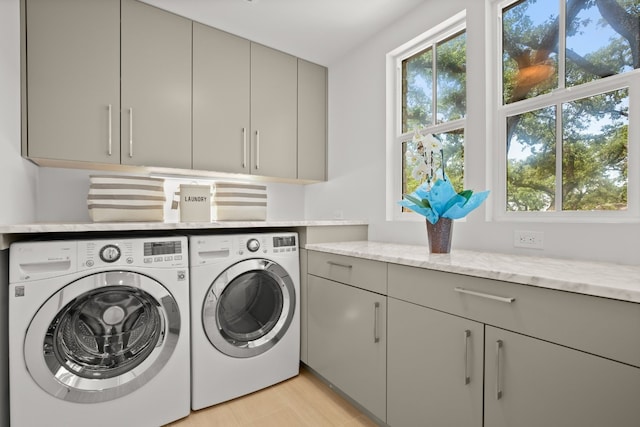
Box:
[514, 230, 544, 249]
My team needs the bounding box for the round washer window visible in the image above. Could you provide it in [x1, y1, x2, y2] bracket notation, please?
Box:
[24, 271, 180, 403]
[48, 286, 163, 380]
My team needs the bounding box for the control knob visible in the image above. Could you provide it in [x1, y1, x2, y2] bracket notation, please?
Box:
[99, 244, 121, 263]
[246, 238, 260, 252]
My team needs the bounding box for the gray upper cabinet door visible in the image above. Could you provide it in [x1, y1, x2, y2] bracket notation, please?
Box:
[192, 23, 251, 174]
[26, 0, 120, 163]
[484, 326, 640, 427]
[387, 298, 483, 427]
[297, 59, 327, 181]
[121, 0, 192, 169]
[250, 43, 298, 179]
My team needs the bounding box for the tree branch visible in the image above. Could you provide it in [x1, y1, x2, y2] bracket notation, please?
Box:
[595, 0, 640, 68]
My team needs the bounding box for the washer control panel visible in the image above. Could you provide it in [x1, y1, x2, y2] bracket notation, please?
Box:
[78, 237, 187, 269]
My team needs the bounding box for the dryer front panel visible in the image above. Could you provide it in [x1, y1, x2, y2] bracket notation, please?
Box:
[203, 258, 296, 358]
[24, 271, 180, 403]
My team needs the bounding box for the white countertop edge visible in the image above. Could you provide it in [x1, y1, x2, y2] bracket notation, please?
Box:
[304, 241, 640, 304]
[0, 219, 368, 234]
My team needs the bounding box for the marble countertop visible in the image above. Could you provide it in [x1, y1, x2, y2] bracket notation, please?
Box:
[0, 219, 366, 234]
[305, 240, 640, 303]
[0, 220, 367, 249]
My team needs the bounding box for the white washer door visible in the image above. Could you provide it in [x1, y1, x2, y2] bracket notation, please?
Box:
[203, 259, 295, 358]
[24, 271, 180, 403]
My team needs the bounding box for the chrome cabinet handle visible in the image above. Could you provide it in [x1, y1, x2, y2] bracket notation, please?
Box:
[373, 302, 380, 343]
[107, 104, 112, 156]
[464, 330, 471, 385]
[242, 127, 247, 168]
[255, 130, 260, 170]
[326, 260, 353, 269]
[128, 107, 134, 158]
[454, 287, 515, 304]
[496, 340, 504, 399]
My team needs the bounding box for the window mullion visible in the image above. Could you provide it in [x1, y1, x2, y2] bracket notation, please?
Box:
[432, 48, 437, 126]
[555, 102, 563, 212]
[558, 0, 566, 90]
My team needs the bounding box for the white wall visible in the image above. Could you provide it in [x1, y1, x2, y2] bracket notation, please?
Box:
[307, 0, 640, 265]
[0, 0, 37, 226]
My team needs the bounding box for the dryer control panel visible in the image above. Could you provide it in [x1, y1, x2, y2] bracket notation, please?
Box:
[190, 233, 298, 266]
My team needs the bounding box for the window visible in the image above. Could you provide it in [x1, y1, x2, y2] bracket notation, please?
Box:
[494, 0, 639, 220]
[386, 12, 467, 220]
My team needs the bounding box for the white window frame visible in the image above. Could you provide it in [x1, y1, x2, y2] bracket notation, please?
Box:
[489, 0, 640, 223]
[385, 10, 467, 221]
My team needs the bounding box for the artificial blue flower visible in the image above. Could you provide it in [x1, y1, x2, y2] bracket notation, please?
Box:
[399, 176, 490, 224]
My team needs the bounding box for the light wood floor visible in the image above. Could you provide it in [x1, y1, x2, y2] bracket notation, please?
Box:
[165, 365, 378, 427]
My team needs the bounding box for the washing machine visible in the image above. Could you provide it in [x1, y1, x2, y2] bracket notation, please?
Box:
[8, 236, 190, 427]
[189, 232, 300, 410]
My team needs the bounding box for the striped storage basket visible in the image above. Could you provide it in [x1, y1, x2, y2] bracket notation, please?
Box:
[87, 175, 166, 222]
[213, 181, 267, 221]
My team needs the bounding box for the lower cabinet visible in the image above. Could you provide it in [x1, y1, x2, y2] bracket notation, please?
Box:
[484, 326, 640, 427]
[306, 254, 640, 427]
[307, 275, 386, 422]
[387, 298, 483, 427]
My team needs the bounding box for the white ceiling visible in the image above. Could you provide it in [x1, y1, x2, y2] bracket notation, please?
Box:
[140, 0, 427, 66]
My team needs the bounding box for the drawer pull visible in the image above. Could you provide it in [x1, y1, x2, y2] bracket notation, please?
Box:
[464, 329, 471, 385]
[454, 287, 515, 304]
[496, 340, 504, 399]
[373, 302, 380, 343]
[326, 261, 353, 269]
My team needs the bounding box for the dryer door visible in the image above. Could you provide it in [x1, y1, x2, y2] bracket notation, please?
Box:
[24, 271, 180, 403]
[203, 259, 296, 358]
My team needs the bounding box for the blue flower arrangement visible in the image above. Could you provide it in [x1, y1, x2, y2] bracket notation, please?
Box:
[399, 130, 489, 224]
[399, 174, 490, 224]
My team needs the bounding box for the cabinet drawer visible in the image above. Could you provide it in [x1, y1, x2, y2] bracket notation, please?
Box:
[388, 263, 640, 367]
[308, 251, 387, 294]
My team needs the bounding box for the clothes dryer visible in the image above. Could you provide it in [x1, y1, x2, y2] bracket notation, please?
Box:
[189, 232, 300, 410]
[9, 236, 190, 427]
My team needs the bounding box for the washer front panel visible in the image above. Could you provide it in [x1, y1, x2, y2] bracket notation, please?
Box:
[24, 271, 180, 403]
[202, 258, 296, 358]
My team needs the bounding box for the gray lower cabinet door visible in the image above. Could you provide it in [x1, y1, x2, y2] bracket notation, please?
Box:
[307, 275, 386, 422]
[484, 326, 640, 427]
[387, 298, 483, 427]
[121, 0, 192, 169]
[250, 43, 298, 179]
[192, 23, 251, 174]
[26, 0, 120, 163]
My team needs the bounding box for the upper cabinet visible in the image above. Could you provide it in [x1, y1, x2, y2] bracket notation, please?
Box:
[250, 44, 298, 179]
[23, 0, 327, 182]
[298, 59, 327, 181]
[25, 0, 121, 163]
[121, 0, 192, 169]
[192, 23, 251, 174]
